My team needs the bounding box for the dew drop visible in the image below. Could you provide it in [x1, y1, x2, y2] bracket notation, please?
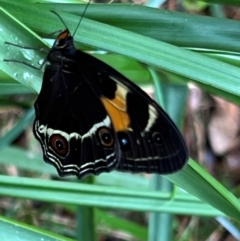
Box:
[21, 49, 35, 61]
[38, 59, 44, 65]
[13, 72, 19, 79]
[23, 72, 33, 81]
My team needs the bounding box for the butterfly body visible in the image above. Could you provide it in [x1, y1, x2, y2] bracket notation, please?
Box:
[33, 30, 188, 178]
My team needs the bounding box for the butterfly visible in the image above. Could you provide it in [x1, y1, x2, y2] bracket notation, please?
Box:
[7, 10, 188, 179]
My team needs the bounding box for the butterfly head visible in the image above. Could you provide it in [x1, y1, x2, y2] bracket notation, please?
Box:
[52, 29, 76, 56]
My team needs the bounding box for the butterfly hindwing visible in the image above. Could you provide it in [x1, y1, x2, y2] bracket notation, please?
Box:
[34, 61, 118, 178]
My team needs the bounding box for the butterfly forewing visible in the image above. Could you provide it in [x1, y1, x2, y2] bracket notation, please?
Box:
[77, 51, 188, 174]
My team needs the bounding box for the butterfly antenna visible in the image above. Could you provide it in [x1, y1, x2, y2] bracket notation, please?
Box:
[51, 10, 69, 30]
[73, 0, 91, 37]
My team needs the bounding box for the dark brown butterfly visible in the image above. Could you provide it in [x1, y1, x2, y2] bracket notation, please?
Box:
[6, 9, 188, 179]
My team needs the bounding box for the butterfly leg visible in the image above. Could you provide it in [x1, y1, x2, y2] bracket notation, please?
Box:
[4, 42, 49, 70]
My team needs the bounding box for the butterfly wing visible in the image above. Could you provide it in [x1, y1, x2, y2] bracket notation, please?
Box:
[34, 47, 188, 178]
[76, 51, 188, 174]
[33, 62, 118, 178]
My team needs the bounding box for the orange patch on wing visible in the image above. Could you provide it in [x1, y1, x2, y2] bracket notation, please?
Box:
[111, 93, 126, 109]
[100, 92, 130, 132]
